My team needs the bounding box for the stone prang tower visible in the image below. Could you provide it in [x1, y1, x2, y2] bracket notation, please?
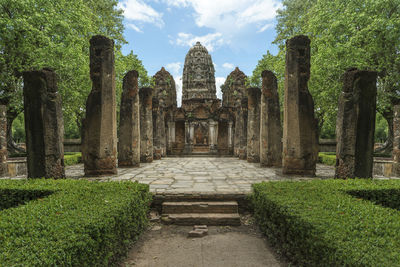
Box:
[182, 42, 217, 101]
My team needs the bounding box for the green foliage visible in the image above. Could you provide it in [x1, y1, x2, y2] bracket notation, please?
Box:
[251, 0, 400, 138]
[64, 152, 82, 166]
[252, 179, 400, 266]
[318, 152, 336, 166]
[375, 112, 388, 143]
[0, 0, 152, 140]
[0, 179, 151, 266]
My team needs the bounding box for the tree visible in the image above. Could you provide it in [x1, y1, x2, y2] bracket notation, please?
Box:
[0, 0, 151, 148]
[251, 0, 400, 144]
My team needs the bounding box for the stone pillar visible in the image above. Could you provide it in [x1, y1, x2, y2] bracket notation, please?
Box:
[0, 105, 7, 177]
[140, 87, 153, 163]
[209, 121, 215, 147]
[335, 68, 377, 179]
[228, 121, 233, 153]
[260, 70, 283, 167]
[393, 105, 400, 177]
[247, 87, 261, 163]
[282, 35, 318, 176]
[82, 35, 117, 176]
[239, 98, 248, 160]
[23, 69, 65, 178]
[152, 99, 162, 160]
[189, 123, 195, 144]
[118, 70, 140, 167]
[233, 111, 241, 157]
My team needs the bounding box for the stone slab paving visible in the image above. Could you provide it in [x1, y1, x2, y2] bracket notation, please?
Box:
[65, 157, 335, 194]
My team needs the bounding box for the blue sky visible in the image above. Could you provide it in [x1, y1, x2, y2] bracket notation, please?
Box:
[117, 0, 282, 105]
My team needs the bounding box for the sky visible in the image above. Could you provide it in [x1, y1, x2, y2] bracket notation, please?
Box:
[117, 0, 283, 106]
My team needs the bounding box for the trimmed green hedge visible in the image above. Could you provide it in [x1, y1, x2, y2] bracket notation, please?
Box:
[64, 152, 82, 166]
[318, 152, 336, 166]
[252, 179, 400, 266]
[0, 179, 151, 266]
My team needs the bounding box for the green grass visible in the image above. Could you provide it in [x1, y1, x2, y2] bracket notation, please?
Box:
[0, 179, 151, 266]
[252, 179, 400, 266]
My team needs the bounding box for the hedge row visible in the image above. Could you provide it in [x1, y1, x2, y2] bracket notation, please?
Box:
[318, 152, 336, 166]
[64, 152, 82, 166]
[0, 179, 151, 266]
[252, 179, 400, 266]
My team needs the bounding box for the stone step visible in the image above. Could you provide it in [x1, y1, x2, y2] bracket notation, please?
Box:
[162, 213, 241, 226]
[162, 201, 238, 214]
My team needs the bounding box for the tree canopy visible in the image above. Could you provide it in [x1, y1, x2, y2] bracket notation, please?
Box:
[0, 0, 151, 145]
[250, 0, 400, 144]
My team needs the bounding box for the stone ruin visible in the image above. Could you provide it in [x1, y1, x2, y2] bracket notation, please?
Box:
[82, 35, 117, 176]
[13, 34, 389, 179]
[22, 68, 65, 178]
[282, 35, 319, 176]
[118, 70, 140, 167]
[153, 67, 177, 159]
[247, 87, 261, 163]
[221, 67, 248, 157]
[0, 105, 7, 177]
[260, 70, 282, 167]
[140, 87, 153, 162]
[335, 68, 377, 178]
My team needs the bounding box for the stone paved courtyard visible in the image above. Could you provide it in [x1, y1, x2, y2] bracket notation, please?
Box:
[66, 157, 335, 194]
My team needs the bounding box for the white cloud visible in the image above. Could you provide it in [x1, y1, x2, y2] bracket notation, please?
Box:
[174, 75, 183, 107]
[257, 23, 274, 33]
[166, 62, 182, 76]
[215, 77, 226, 99]
[164, 0, 281, 35]
[118, 0, 164, 32]
[175, 32, 224, 52]
[127, 23, 143, 33]
[222, 63, 234, 70]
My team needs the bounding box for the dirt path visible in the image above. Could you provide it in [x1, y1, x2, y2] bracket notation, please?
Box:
[121, 217, 287, 267]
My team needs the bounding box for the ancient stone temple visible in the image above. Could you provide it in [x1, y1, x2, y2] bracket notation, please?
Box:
[170, 42, 225, 155]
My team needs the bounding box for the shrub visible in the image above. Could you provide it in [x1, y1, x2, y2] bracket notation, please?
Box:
[64, 152, 82, 166]
[252, 179, 400, 266]
[0, 179, 151, 266]
[318, 152, 336, 166]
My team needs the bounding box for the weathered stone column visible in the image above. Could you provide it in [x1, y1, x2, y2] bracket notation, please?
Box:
[335, 68, 377, 179]
[118, 70, 140, 167]
[140, 87, 153, 163]
[239, 98, 248, 160]
[393, 105, 400, 177]
[82, 35, 117, 176]
[247, 87, 261, 163]
[228, 121, 233, 153]
[189, 123, 195, 144]
[282, 35, 318, 175]
[152, 99, 162, 160]
[260, 70, 283, 167]
[233, 111, 241, 157]
[23, 69, 65, 178]
[209, 120, 215, 147]
[0, 105, 7, 177]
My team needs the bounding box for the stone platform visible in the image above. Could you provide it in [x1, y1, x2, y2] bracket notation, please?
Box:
[66, 157, 335, 195]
